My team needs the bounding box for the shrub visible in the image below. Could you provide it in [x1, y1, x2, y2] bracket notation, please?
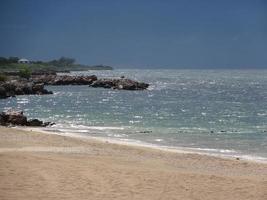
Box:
[19, 66, 32, 79]
[0, 73, 7, 82]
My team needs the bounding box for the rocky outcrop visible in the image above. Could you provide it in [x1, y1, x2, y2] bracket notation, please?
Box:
[0, 81, 52, 99]
[32, 75, 149, 90]
[0, 110, 54, 127]
[0, 111, 27, 126]
[52, 75, 97, 85]
[0, 86, 8, 99]
[1, 75, 149, 98]
[30, 75, 149, 90]
[90, 78, 149, 90]
[27, 119, 53, 127]
[32, 75, 97, 85]
[31, 74, 57, 84]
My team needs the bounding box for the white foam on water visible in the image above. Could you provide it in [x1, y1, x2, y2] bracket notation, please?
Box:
[188, 147, 236, 153]
[55, 123, 125, 131]
[133, 115, 143, 119]
[17, 98, 29, 104]
[86, 126, 125, 130]
[18, 127, 267, 164]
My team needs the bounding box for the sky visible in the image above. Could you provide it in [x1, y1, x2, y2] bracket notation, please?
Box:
[0, 0, 266, 69]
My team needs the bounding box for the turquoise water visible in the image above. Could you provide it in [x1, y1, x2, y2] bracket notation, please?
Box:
[1, 69, 267, 160]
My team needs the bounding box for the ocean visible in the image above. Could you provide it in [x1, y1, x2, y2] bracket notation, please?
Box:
[1, 69, 267, 161]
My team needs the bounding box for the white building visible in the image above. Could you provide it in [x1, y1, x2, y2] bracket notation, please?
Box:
[18, 58, 30, 64]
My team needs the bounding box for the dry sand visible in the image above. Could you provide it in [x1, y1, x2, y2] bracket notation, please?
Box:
[0, 126, 267, 200]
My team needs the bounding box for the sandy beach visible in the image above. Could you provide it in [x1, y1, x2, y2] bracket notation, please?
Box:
[0, 126, 266, 200]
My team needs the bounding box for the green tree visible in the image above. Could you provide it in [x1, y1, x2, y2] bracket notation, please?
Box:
[19, 66, 32, 79]
[49, 57, 75, 67]
[0, 57, 8, 65]
[8, 57, 19, 63]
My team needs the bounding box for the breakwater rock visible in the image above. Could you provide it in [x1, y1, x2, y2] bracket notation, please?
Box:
[0, 110, 54, 127]
[32, 75, 149, 90]
[32, 75, 97, 85]
[90, 78, 149, 90]
[0, 81, 52, 99]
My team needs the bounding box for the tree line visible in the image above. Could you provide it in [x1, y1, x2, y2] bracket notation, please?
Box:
[0, 56, 76, 67]
[0, 57, 19, 64]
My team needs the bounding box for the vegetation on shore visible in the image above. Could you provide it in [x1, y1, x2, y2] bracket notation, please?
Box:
[0, 56, 113, 72]
[18, 66, 32, 80]
[0, 73, 8, 82]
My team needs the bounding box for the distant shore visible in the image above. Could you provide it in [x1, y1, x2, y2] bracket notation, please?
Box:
[0, 126, 266, 200]
[0, 56, 113, 72]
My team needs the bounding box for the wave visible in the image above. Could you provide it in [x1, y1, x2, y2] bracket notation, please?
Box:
[36, 126, 267, 163]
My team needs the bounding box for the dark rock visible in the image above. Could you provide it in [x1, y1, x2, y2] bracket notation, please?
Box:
[32, 75, 148, 90]
[22, 82, 34, 94]
[52, 75, 97, 85]
[1, 81, 16, 91]
[0, 81, 53, 99]
[27, 119, 44, 126]
[0, 111, 27, 126]
[90, 79, 114, 88]
[90, 78, 149, 90]
[31, 74, 57, 84]
[32, 83, 52, 94]
[30, 120, 54, 127]
[32, 83, 44, 92]
[0, 110, 54, 127]
[139, 130, 152, 134]
[0, 86, 8, 99]
[14, 87, 24, 95]
[32, 75, 97, 85]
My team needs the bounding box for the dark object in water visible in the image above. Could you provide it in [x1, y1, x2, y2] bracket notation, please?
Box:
[0, 110, 54, 127]
[32, 75, 97, 85]
[90, 78, 149, 90]
[139, 130, 152, 134]
[0, 81, 52, 99]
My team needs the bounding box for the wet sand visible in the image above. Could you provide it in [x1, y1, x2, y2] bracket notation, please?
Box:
[0, 127, 267, 200]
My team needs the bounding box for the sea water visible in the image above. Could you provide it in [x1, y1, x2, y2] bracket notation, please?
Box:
[1, 69, 267, 161]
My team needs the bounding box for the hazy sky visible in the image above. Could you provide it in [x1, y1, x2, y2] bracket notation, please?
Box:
[0, 0, 266, 68]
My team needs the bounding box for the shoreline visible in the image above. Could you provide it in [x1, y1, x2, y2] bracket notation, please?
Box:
[1, 126, 267, 200]
[16, 126, 267, 164]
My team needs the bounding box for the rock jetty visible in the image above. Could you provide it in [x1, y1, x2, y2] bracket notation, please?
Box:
[1, 74, 149, 98]
[32, 75, 97, 85]
[0, 81, 52, 99]
[0, 110, 54, 127]
[90, 78, 149, 90]
[32, 75, 149, 90]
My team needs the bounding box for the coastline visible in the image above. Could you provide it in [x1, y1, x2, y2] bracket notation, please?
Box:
[0, 126, 267, 200]
[20, 126, 267, 164]
[2, 69, 267, 164]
